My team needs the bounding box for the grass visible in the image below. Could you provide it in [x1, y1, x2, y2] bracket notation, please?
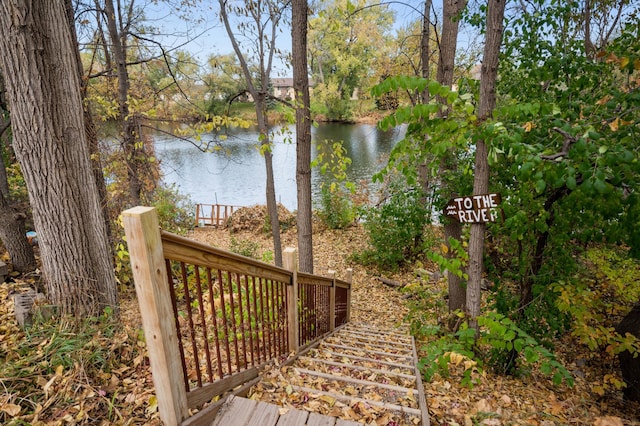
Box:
[0, 284, 159, 425]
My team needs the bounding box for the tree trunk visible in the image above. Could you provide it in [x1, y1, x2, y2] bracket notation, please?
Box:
[0, 189, 36, 273]
[0, 72, 36, 273]
[0, 0, 118, 316]
[293, 0, 314, 273]
[255, 96, 283, 267]
[104, 0, 143, 206]
[434, 0, 468, 319]
[466, 0, 506, 331]
[66, 0, 113, 244]
[419, 0, 432, 104]
[417, 0, 433, 200]
[0, 73, 12, 200]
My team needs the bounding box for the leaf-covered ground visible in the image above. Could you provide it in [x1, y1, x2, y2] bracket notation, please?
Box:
[194, 218, 640, 425]
[1, 211, 640, 424]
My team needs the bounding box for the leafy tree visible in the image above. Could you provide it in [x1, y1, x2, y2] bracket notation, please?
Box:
[308, 0, 394, 121]
[373, 0, 475, 322]
[203, 53, 249, 115]
[435, 0, 470, 320]
[486, 1, 640, 319]
[357, 178, 429, 271]
[218, 0, 289, 267]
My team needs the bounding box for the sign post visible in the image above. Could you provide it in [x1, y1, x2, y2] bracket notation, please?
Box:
[445, 193, 502, 223]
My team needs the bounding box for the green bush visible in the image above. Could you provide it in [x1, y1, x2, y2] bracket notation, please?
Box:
[146, 183, 195, 235]
[114, 184, 194, 287]
[229, 237, 260, 259]
[355, 184, 429, 271]
[408, 302, 573, 388]
[318, 185, 355, 229]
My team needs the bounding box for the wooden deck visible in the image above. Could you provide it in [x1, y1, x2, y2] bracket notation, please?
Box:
[212, 395, 362, 426]
[213, 322, 430, 426]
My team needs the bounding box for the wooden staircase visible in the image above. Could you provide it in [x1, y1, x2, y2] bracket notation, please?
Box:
[213, 323, 430, 426]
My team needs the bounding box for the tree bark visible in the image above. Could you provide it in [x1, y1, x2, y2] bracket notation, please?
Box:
[466, 0, 506, 331]
[0, 190, 35, 273]
[66, 0, 113, 244]
[436, 0, 466, 94]
[0, 0, 118, 316]
[293, 0, 314, 273]
[434, 0, 468, 319]
[419, 0, 432, 104]
[0, 73, 12, 200]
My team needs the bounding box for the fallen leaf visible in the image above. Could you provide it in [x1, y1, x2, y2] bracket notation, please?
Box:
[1, 403, 22, 416]
[319, 395, 336, 406]
[593, 417, 624, 426]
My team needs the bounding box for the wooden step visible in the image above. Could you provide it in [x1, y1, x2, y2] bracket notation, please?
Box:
[213, 395, 362, 426]
[242, 322, 430, 426]
[297, 356, 416, 381]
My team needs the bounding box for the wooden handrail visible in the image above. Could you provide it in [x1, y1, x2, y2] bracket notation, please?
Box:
[123, 206, 352, 426]
[161, 231, 292, 283]
[297, 272, 333, 287]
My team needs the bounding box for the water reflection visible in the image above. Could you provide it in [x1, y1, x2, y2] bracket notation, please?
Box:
[154, 122, 405, 210]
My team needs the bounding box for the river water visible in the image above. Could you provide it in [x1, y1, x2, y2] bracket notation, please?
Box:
[154, 122, 406, 210]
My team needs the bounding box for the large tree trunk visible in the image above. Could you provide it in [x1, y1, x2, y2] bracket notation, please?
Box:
[0, 72, 36, 273]
[0, 0, 118, 316]
[466, 0, 506, 331]
[293, 0, 314, 273]
[66, 0, 113, 244]
[434, 0, 468, 319]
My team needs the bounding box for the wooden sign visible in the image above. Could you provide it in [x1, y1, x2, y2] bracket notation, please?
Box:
[445, 193, 502, 223]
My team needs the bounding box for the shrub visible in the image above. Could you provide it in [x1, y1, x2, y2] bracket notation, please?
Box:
[229, 237, 260, 259]
[355, 184, 429, 271]
[318, 185, 355, 229]
[146, 183, 195, 235]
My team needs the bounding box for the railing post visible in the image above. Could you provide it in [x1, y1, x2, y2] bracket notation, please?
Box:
[122, 206, 188, 426]
[328, 270, 336, 332]
[283, 248, 299, 353]
[346, 268, 353, 323]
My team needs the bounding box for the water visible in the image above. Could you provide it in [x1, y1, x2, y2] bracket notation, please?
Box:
[154, 122, 406, 210]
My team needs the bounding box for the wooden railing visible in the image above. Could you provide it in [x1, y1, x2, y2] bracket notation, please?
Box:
[195, 203, 240, 227]
[123, 206, 351, 426]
